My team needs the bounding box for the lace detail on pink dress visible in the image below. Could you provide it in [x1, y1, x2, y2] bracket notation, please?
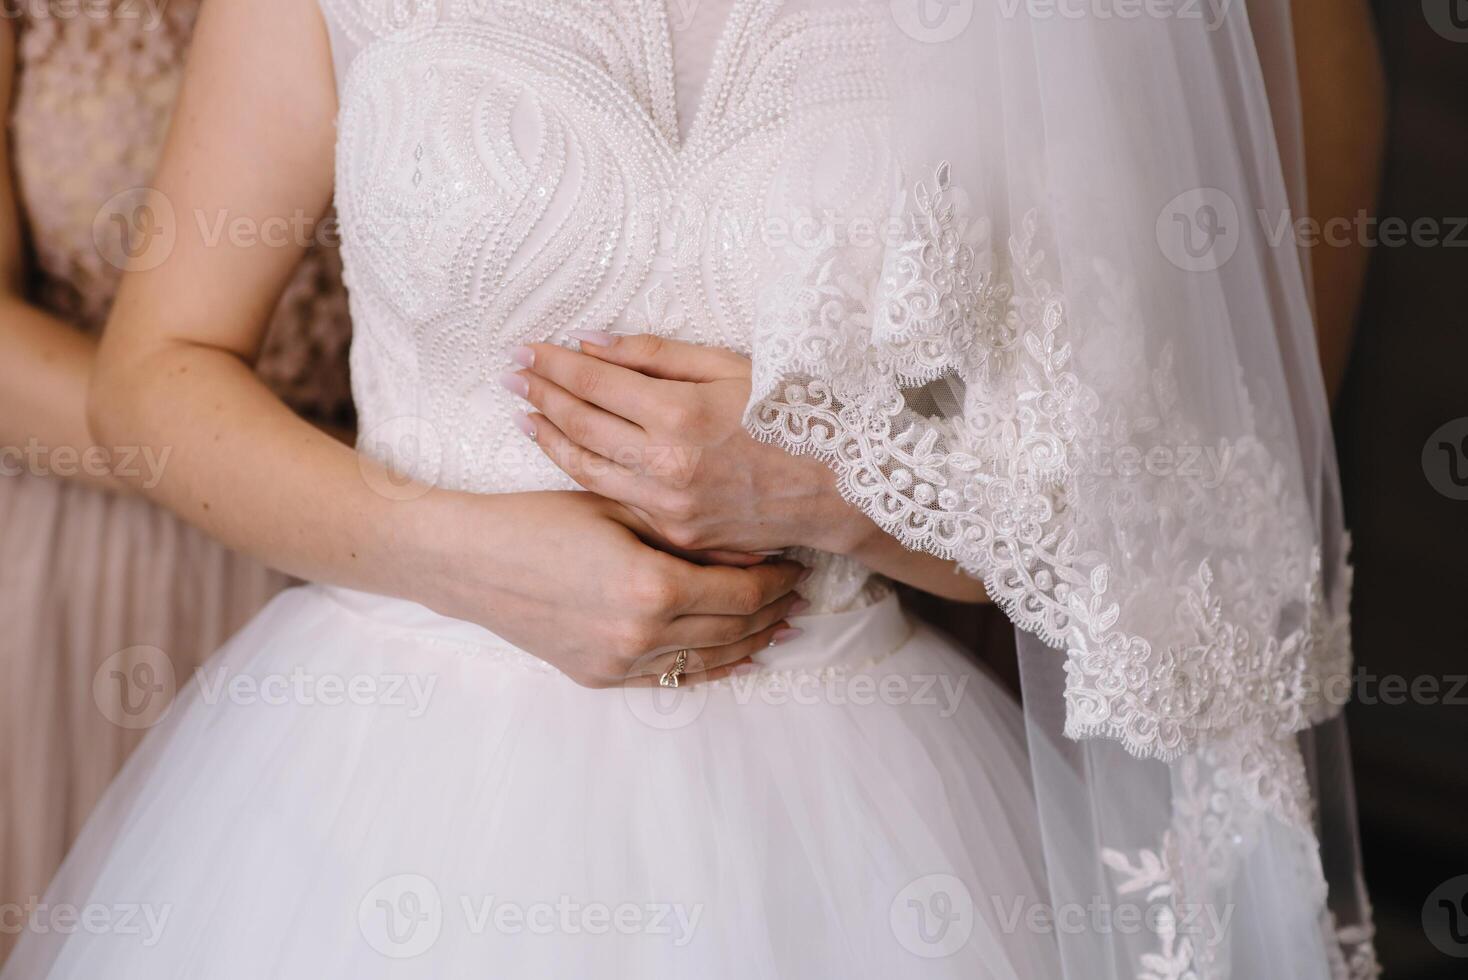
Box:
[8, 1, 353, 423]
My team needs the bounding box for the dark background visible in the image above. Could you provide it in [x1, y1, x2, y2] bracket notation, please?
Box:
[1339, 3, 1468, 977]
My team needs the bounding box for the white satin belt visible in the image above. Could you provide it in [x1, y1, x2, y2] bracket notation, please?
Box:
[310, 583, 913, 677]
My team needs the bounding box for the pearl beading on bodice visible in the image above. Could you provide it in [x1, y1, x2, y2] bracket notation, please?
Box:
[322, 0, 895, 610]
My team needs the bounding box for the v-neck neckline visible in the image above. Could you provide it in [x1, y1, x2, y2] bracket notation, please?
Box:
[647, 0, 779, 150]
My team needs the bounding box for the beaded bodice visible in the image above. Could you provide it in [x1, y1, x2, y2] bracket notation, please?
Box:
[322, 0, 894, 608]
[8, 2, 353, 423]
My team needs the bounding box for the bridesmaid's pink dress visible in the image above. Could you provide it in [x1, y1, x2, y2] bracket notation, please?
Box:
[0, 4, 352, 960]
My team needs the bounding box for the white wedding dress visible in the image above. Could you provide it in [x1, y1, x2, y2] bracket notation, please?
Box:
[2, 2, 1060, 977]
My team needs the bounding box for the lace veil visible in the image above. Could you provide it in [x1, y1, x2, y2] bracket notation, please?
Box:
[741, 1, 1377, 976]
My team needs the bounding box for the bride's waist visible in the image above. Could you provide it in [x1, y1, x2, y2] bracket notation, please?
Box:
[307, 583, 912, 676]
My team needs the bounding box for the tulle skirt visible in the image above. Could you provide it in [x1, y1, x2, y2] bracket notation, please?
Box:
[0, 473, 283, 963]
[3, 581, 1060, 978]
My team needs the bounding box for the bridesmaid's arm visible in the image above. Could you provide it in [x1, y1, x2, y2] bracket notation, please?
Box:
[0, 21, 121, 491]
[1293, 0, 1386, 402]
[85, 0, 439, 599]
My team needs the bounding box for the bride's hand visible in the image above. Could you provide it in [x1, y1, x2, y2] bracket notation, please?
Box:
[420, 489, 809, 688]
[503, 334, 872, 557]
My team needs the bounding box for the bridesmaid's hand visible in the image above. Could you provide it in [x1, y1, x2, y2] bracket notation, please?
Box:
[504, 334, 875, 557]
[426, 490, 809, 688]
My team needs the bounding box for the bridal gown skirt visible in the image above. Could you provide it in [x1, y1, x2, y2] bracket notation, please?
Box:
[0, 473, 284, 965]
[4, 583, 1059, 979]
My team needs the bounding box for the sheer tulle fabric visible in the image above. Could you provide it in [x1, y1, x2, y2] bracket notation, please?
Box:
[2, 586, 1057, 979]
[0, 475, 283, 963]
[739, 1, 1375, 976]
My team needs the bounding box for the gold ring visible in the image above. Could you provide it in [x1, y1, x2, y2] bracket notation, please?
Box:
[659, 649, 690, 688]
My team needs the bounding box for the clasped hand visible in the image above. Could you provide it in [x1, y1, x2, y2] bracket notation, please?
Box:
[499, 332, 868, 559]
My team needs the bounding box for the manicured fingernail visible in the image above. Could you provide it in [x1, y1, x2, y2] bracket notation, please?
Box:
[496, 371, 529, 398]
[569, 330, 615, 348]
[770, 627, 804, 646]
[753, 549, 785, 557]
[510, 346, 535, 368]
[513, 412, 536, 439]
[789, 598, 811, 615]
[796, 567, 813, 583]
